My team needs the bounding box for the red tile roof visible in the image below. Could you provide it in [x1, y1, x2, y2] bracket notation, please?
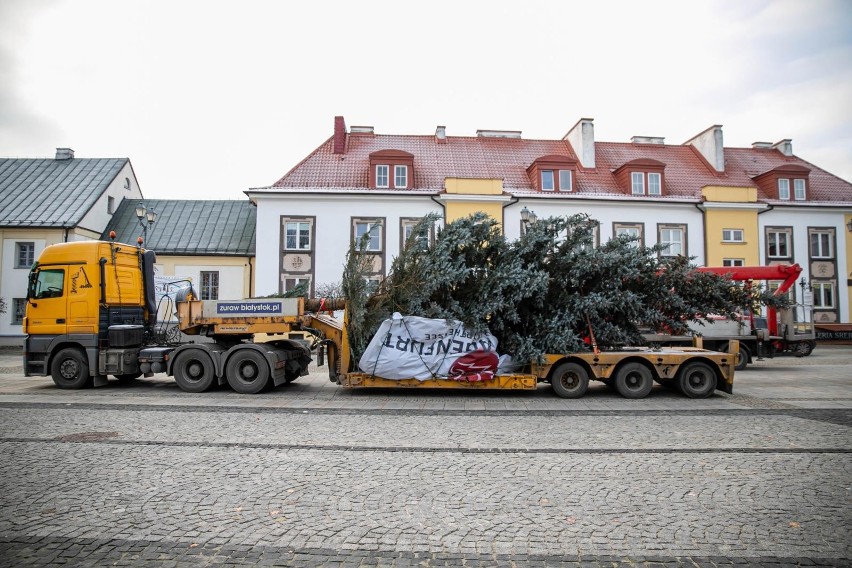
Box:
[264, 127, 852, 205]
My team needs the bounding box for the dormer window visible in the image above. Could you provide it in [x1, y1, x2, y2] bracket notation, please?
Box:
[369, 149, 414, 189]
[527, 155, 577, 192]
[394, 165, 408, 189]
[752, 164, 810, 201]
[613, 159, 666, 196]
[631, 172, 644, 195]
[376, 165, 389, 188]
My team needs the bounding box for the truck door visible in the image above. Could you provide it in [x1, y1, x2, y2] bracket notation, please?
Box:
[26, 267, 69, 337]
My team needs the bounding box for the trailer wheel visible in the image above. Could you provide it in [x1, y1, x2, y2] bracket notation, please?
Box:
[677, 361, 717, 399]
[614, 362, 654, 399]
[50, 348, 92, 389]
[173, 350, 216, 393]
[226, 350, 270, 394]
[550, 362, 589, 398]
[725, 343, 750, 370]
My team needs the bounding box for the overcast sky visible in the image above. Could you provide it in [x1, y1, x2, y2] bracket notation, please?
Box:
[1, 0, 850, 200]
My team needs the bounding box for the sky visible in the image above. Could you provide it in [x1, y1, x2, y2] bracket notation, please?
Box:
[1, 0, 851, 201]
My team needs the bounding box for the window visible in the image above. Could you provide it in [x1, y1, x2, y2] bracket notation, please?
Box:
[369, 149, 414, 189]
[108, 196, 115, 214]
[12, 298, 26, 325]
[541, 170, 555, 191]
[375, 165, 389, 188]
[559, 170, 573, 192]
[284, 276, 311, 293]
[394, 165, 408, 189]
[809, 230, 833, 258]
[200, 271, 219, 300]
[722, 229, 744, 242]
[658, 225, 685, 256]
[15, 242, 34, 269]
[794, 179, 806, 200]
[354, 220, 382, 252]
[364, 276, 381, 294]
[631, 172, 645, 195]
[614, 223, 643, 247]
[812, 282, 835, 309]
[767, 229, 791, 258]
[401, 218, 431, 250]
[648, 173, 661, 195]
[284, 221, 311, 250]
[777, 179, 790, 200]
[31, 269, 64, 299]
[722, 258, 745, 267]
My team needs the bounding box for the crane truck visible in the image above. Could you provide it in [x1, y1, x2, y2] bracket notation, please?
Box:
[643, 263, 816, 369]
[23, 239, 738, 399]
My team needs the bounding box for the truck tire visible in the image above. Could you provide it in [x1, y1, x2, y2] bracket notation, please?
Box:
[677, 361, 717, 399]
[173, 350, 216, 393]
[550, 362, 589, 398]
[50, 348, 92, 389]
[614, 362, 654, 399]
[226, 350, 270, 394]
[722, 342, 750, 370]
[795, 341, 815, 357]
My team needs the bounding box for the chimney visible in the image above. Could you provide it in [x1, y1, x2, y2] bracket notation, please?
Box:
[435, 125, 447, 144]
[55, 147, 74, 160]
[476, 129, 522, 139]
[563, 118, 595, 169]
[752, 141, 773, 149]
[684, 125, 724, 173]
[631, 136, 665, 145]
[771, 139, 793, 156]
[333, 116, 347, 154]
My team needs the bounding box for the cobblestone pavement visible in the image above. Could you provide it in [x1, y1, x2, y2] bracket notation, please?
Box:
[0, 346, 850, 566]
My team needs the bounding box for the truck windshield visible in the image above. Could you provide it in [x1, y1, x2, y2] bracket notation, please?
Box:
[29, 269, 65, 300]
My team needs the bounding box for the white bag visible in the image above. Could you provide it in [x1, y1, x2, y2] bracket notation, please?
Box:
[358, 313, 499, 381]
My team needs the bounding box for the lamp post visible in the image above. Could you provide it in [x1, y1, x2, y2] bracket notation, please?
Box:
[135, 201, 157, 244]
[520, 206, 537, 233]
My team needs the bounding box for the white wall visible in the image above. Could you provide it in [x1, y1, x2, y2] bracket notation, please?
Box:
[254, 194, 440, 296]
[759, 207, 849, 320]
[77, 162, 143, 237]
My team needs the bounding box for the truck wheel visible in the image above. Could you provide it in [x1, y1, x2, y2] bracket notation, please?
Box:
[550, 362, 589, 398]
[723, 343, 750, 370]
[50, 348, 92, 389]
[614, 362, 654, 399]
[795, 341, 814, 357]
[226, 350, 270, 394]
[677, 362, 717, 399]
[173, 350, 216, 393]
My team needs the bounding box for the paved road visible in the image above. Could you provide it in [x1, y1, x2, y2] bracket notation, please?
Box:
[0, 347, 850, 567]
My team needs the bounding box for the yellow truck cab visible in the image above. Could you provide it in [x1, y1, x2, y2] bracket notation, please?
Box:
[24, 240, 157, 387]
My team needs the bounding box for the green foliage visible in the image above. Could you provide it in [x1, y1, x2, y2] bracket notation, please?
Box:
[342, 213, 779, 364]
[258, 282, 310, 299]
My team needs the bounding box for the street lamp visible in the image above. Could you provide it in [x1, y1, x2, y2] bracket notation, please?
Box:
[135, 201, 157, 244]
[520, 206, 538, 231]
